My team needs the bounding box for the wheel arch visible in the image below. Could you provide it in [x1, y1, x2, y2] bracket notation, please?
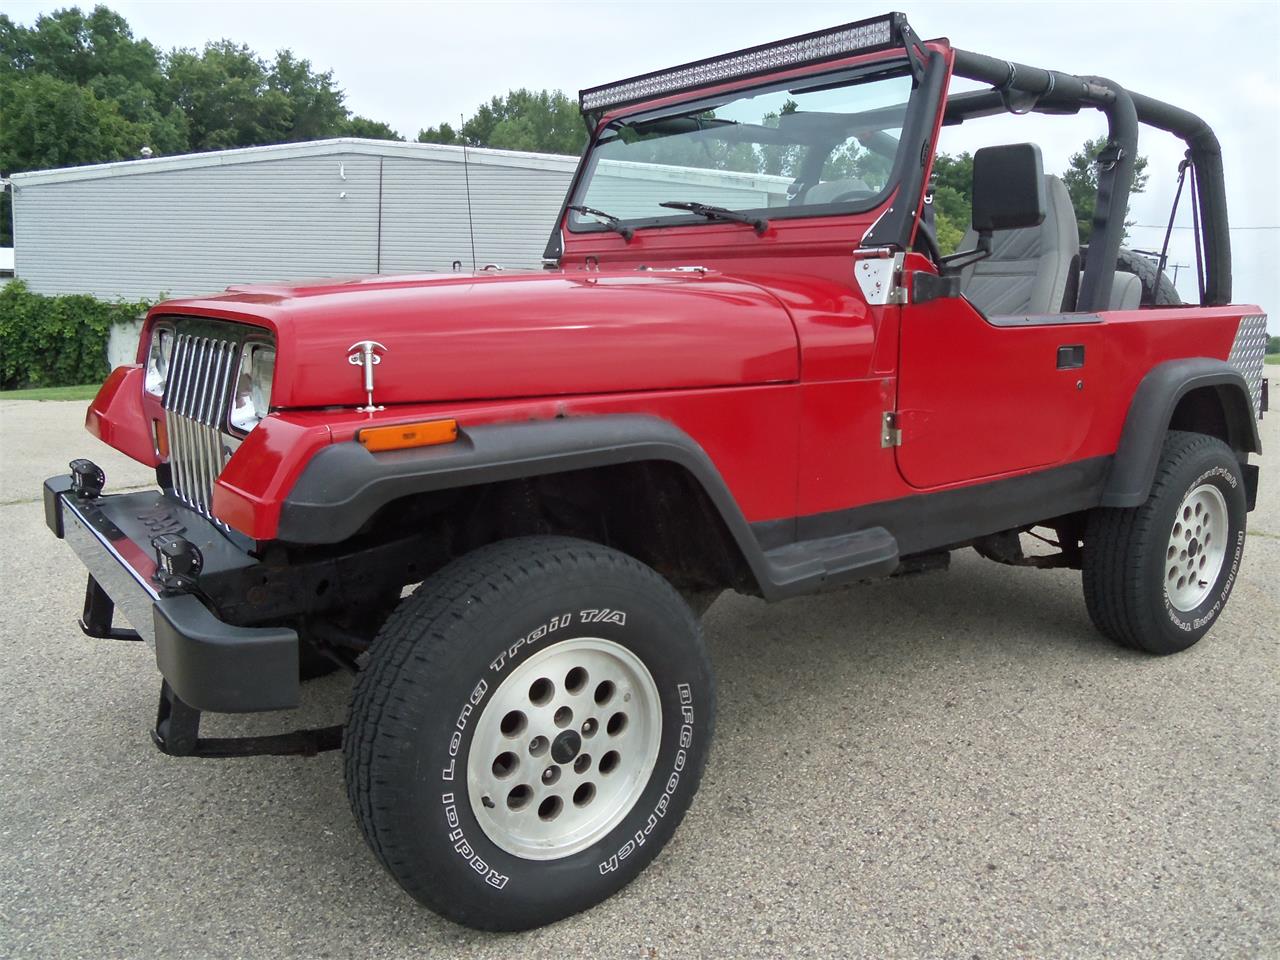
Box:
[1101, 358, 1261, 508]
[277, 415, 771, 596]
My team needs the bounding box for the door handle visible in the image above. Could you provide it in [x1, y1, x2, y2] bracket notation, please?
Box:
[1056, 345, 1085, 369]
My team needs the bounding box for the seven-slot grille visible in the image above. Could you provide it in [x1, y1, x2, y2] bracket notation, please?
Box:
[162, 328, 244, 521]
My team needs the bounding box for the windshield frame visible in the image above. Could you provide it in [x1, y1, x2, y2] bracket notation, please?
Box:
[565, 56, 918, 238]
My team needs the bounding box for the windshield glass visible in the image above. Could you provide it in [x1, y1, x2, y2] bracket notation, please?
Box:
[571, 65, 914, 231]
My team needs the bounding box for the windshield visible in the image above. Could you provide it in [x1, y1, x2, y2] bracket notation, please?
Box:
[571, 64, 915, 232]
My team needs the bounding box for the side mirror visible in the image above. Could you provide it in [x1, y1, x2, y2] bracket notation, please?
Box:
[972, 143, 1047, 233]
[931, 142, 1049, 284]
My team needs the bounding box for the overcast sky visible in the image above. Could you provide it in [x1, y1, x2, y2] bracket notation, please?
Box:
[9, 0, 1280, 327]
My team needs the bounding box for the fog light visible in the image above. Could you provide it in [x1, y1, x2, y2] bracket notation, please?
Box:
[152, 534, 203, 591]
[69, 459, 105, 499]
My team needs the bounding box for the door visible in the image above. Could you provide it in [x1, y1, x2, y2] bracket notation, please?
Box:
[894, 296, 1098, 489]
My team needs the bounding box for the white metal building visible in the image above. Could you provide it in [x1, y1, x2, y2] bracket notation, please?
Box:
[8, 139, 789, 301]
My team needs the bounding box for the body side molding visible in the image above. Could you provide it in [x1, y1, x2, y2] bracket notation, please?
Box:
[754, 454, 1112, 557]
[1101, 358, 1261, 508]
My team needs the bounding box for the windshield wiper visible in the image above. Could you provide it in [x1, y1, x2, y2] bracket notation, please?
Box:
[566, 204, 633, 241]
[659, 201, 769, 235]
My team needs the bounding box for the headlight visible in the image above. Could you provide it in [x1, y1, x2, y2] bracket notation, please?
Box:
[229, 343, 275, 433]
[144, 326, 174, 397]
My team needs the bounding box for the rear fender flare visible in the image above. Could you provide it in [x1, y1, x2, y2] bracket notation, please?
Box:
[1101, 358, 1261, 508]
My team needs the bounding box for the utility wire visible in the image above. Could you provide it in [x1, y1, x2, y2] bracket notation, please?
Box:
[1131, 224, 1279, 230]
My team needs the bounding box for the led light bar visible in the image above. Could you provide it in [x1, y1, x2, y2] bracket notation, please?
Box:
[579, 13, 904, 115]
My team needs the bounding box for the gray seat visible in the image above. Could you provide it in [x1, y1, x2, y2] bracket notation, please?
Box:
[1108, 272, 1142, 310]
[960, 174, 1079, 315]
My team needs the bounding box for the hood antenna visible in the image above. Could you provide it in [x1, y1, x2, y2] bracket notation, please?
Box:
[460, 114, 477, 272]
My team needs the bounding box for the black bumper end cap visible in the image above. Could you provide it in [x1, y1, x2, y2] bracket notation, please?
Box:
[44, 475, 74, 538]
[153, 594, 300, 713]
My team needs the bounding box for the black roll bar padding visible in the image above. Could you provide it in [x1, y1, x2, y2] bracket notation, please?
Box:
[1077, 76, 1137, 313]
[951, 50, 1116, 110]
[942, 89, 1083, 126]
[1129, 91, 1231, 305]
[951, 51, 1135, 312]
[951, 48, 1231, 307]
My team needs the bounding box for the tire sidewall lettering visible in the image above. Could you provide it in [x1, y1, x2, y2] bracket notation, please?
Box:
[431, 600, 704, 897]
[1160, 464, 1245, 635]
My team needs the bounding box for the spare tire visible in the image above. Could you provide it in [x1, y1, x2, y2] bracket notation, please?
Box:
[1115, 248, 1182, 306]
[1078, 246, 1183, 307]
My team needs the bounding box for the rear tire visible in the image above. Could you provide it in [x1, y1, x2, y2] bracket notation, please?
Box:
[344, 536, 714, 931]
[1083, 431, 1246, 654]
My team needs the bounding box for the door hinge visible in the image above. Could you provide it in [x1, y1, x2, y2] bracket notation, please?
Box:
[854, 249, 908, 305]
[881, 411, 902, 448]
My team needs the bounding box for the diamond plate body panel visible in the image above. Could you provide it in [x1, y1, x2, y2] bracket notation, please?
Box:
[1227, 314, 1268, 418]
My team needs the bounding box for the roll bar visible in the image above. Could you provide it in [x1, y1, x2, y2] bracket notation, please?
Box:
[950, 48, 1230, 307]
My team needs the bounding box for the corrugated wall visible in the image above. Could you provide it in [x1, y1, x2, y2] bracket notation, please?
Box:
[12, 154, 383, 300]
[377, 156, 570, 274]
[12, 150, 575, 300]
[586, 169, 783, 220]
[11, 148, 792, 301]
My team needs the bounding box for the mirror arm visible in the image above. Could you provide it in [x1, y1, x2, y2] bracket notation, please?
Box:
[937, 231, 993, 277]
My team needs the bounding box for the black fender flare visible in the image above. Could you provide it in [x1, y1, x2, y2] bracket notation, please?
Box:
[1101, 358, 1261, 508]
[278, 414, 776, 590]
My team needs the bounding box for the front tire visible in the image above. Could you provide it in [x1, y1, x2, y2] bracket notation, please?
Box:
[1083, 431, 1247, 654]
[344, 536, 714, 931]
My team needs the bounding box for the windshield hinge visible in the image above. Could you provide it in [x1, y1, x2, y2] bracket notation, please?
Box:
[881, 411, 903, 448]
[854, 249, 908, 305]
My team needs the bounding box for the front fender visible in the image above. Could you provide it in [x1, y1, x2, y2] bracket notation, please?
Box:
[276, 414, 778, 589]
[85, 365, 160, 468]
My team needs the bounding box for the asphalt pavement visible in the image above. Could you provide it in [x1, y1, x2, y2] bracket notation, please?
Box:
[1, 398, 1276, 959]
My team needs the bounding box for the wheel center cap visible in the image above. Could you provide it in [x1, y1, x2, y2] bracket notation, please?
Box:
[551, 730, 582, 764]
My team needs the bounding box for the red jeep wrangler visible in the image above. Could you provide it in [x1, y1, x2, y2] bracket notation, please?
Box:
[45, 13, 1267, 930]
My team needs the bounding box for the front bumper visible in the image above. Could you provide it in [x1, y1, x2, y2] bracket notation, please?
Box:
[44, 473, 299, 713]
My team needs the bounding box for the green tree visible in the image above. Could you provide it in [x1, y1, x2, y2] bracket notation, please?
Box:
[928, 152, 974, 254]
[3, 4, 398, 156]
[1267, 335, 1279, 355]
[267, 50, 348, 141]
[343, 116, 403, 141]
[926, 140, 1149, 253]
[166, 41, 290, 150]
[1062, 136, 1148, 242]
[417, 120, 462, 145]
[0, 72, 155, 245]
[0, 6, 187, 156]
[0, 5, 401, 246]
[0, 72, 143, 169]
[419, 89, 587, 155]
[758, 98, 801, 177]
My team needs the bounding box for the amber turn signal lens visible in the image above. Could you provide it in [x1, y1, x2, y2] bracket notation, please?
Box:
[357, 418, 458, 452]
[152, 418, 169, 459]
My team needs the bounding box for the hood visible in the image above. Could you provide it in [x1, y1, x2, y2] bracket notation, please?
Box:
[158, 270, 799, 409]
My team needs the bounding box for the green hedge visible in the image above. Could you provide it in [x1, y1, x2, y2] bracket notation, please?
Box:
[0, 280, 151, 390]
